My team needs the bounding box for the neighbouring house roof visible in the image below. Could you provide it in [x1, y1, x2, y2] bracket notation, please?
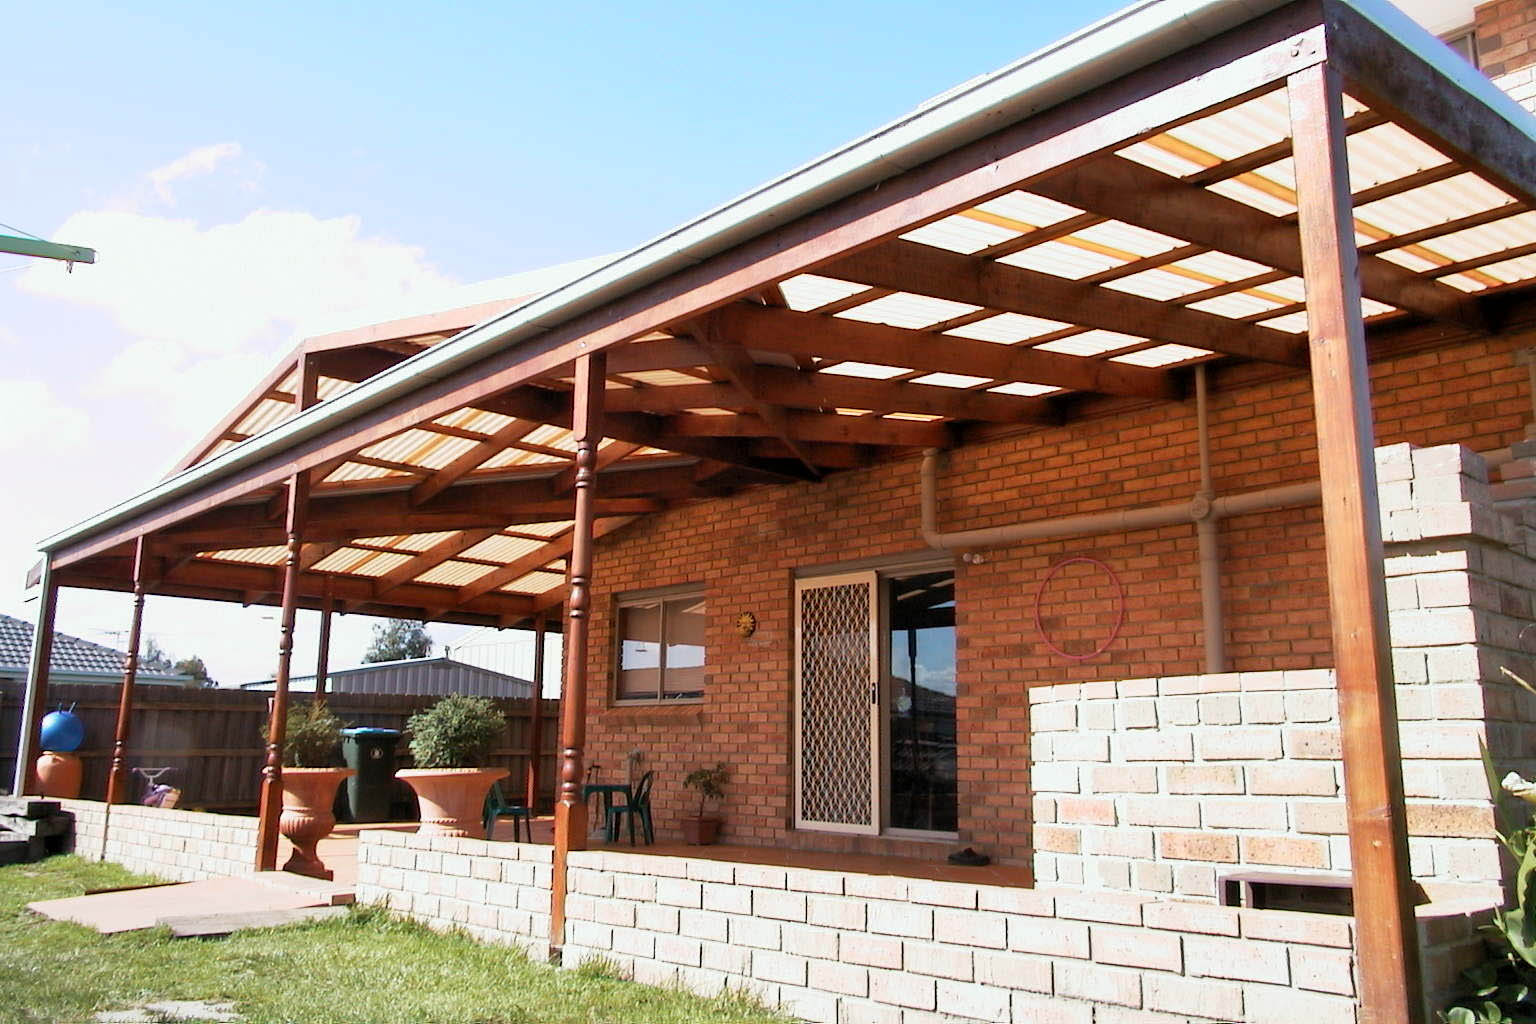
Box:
[0, 614, 188, 685]
[239, 655, 534, 699]
[29, 0, 1536, 630]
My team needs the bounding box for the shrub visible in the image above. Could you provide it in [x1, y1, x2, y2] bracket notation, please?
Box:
[683, 763, 728, 818]
[406, 694, 505, 768]
[269, 701, 343, 768]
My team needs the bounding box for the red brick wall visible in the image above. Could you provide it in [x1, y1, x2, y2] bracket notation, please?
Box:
[581, 330, 1533, 866]
[1476, 0, 1536, 108]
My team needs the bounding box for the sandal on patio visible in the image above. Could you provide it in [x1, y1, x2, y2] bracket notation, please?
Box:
[946, 847, 990, 867]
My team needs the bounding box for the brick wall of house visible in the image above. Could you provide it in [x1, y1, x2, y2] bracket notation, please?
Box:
[583, 331, 1533, 867]
[1477, 0, 1536, 108]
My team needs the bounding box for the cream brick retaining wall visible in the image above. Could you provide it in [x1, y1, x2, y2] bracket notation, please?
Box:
[354, 829, 552, 953]
[58, 798, 258, 881]
[555, 848, 1493, 1024]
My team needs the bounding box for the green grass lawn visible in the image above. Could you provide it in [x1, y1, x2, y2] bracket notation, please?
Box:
[0, 857, 788, 1024]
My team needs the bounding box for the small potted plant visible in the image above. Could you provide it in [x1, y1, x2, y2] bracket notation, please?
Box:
[681, 763, 728, 845]
[270, 701, 353, 879]
[396, 694, 508, 837]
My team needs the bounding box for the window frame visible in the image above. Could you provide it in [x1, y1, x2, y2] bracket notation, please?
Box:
[611, 583, 707, 706]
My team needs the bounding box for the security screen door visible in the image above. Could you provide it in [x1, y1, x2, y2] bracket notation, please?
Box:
[794, 572, 880, 834]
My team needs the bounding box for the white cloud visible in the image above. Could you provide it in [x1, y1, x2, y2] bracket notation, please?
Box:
[148, 142, 242, 204]
[18, 200, 455, 438]
[0, 378, 89, 454]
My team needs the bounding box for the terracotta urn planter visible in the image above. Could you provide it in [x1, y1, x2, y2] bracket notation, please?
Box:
[279, 767, 355, 879]
[681, 816, 722, 846]
[398, 767, 508, 838]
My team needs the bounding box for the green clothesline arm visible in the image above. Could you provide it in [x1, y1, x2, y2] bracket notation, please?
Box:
[0, 234, 95, 264]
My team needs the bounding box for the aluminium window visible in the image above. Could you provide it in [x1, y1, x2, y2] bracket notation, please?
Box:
[614, 588, 706, 703]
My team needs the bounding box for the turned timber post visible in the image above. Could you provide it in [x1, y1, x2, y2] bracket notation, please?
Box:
[315, 581, 334, 702]
[1289, 62, 1423, 1023]
[550, 351, 605, 953]
[105, 538, 150, 805]
[12, 560, 58, 796]
[526, 614, 547, 810]
[255, 473, 309, 871]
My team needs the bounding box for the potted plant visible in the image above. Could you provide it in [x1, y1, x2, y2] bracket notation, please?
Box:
[681, 763, 728, 845]
[396, 694, 508, 837]
[271, 701, 353, 879]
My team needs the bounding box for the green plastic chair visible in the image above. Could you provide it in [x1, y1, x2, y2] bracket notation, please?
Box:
[605, 770, 655, 846]
[483, 781, 533, 842]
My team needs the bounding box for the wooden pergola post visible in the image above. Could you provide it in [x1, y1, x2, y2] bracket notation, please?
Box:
[1289, 61, 1423, 1024]
[255, 473, 309, 872]
[12, 560, 58, 796]
[526, 613, 547, 810]
[550, 352, 605, 954]
[105, 538, 150, 805]
[315, 581, 334, 702]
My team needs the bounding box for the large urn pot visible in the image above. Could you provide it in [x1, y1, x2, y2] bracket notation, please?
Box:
[278, 767, 355, 879]
[397, 768, 508, 838]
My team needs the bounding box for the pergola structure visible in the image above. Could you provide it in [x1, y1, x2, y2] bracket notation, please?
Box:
[16, 2, 1536, 1019]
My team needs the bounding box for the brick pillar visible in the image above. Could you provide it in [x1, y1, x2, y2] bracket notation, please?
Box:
[1379, 442, 1536, 897]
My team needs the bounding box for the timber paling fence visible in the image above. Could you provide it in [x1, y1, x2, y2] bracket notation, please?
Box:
[0, 682, 559, 813]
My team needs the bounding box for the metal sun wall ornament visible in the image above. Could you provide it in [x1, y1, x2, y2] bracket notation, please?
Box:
[1034, 556, 1125, 661]
[735, 611, 757, 638]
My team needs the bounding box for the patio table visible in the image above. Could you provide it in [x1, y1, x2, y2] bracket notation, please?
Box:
[582, 782, 632, 841]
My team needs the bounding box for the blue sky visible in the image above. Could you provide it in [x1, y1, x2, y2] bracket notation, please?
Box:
[20, 0, 1418, 684]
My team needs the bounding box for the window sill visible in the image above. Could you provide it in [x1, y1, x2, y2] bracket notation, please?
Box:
[602, 703, 706, 728]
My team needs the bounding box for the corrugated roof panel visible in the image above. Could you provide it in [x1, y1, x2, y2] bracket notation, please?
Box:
[478, 446, 566, 469]
[315, 376, 353, 400]
[413, 559, 498, 587]
[1361, 296, 1397, 317]
[323, 461, 407, 483]
[1165, 89, 1291, 163]
[901, 214, 1019, 254]
[988, 381, 1061, 397]
[1103, 267, 1210, 301]
[911, 371, 991, 389]
[1118, 139, 1206, 177]
[361, 429, 440, 465]
[1187, 291, 1285, 318]
[1355, 173, 1514, 238]
[237, 397, 296, 437]
[818, 361, 910, 380]
[835, 291, 980, 329]
[523, 424, 577, 451]
[996, 239, 1124, 279]
[203, 545, 288, 565]
[974, 191, 1082, 227]
[623, 369, 707, 388]
[208, 438, 241, 459]
[462, 534, 551, 563]
[1110, 343, 1212, 367]
[1390, 207, 1534, 264]
[512, 520, 573, 538]
[499, 571, 567, 595]
[1344, 122, 1452, 191]
[407, 433, 479, 471]
[1070, 220, 1186, 258]
[1260, 311, 1311, 334]
[1033, 330, 1144, 356]
[778, 274, 870, 311]
[944, 312, 1070, 344]
[341, 550, 414, 578]
[392, 531, 460, 554]
[311, 547, 378, 573]
[436, 407, 513, 435]
[1261, 276, 1307, 303]
[1205, 177, 1297, 217]
[1178, 251, 1273, 281]
[1445, 252, 1536, 288]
